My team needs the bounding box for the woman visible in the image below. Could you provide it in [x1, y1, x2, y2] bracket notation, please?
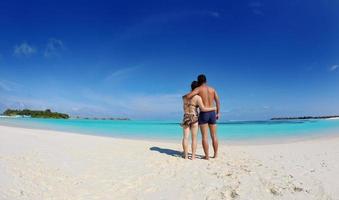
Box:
[181, 81, 216, 159]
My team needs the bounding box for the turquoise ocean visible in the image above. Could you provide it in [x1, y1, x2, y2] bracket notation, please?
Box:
[1, 117, 339, 142]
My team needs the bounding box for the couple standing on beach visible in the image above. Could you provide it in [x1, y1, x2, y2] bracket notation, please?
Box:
[181, 74, 220, 160]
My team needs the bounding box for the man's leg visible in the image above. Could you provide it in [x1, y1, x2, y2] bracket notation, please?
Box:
[200, 124, 209, 160]
[209, 124, 218, 158]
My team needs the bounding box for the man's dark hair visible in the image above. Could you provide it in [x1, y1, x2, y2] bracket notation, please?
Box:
[197, 74, 207, 85]
[191, 81, 199, 91]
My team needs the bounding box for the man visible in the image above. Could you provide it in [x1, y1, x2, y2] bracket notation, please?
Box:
[186, 74, 220, 159]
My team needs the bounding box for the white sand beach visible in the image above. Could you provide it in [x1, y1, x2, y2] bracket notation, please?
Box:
[0, 125, 338, 200]
[327, 117, 339, 120]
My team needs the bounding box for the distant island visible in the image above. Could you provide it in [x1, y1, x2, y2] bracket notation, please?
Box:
[1, 109, 131, 120]
[271, 115, 339, 120]
[3, 109, 70, 119]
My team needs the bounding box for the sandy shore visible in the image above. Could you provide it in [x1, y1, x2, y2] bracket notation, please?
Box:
[0, 125, 338, 200]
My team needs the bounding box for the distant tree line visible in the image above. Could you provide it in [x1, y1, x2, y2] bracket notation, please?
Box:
[271, 115, 339, 120]
[3, 109, 70, 119]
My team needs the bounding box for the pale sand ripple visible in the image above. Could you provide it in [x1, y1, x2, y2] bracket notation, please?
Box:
[0, 125, 338, 200]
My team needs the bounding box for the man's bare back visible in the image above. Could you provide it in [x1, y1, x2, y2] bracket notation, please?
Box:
[197, 85, 216, 108]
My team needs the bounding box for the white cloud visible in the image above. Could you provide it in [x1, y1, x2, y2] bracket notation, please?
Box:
[44, 38, 64, 57]
[330, 64, 338, 71]
[13, 42, 36, 57]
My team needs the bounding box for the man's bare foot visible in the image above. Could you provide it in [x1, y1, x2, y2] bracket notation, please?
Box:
[212, 154, 218, 159]
[202, 156, 210, 160]
[191, 155, 196, 160]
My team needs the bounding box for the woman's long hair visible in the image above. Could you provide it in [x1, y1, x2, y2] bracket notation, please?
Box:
[191, 81, 199, 91]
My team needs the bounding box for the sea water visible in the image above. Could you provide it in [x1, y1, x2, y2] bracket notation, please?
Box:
[1, 117, 339, 142]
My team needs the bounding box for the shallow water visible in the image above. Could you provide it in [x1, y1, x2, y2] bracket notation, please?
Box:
[1, 117, 339, 142]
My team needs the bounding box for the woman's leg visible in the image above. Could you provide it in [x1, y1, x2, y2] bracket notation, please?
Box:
[190, 123, 199, 160]
[182, 127, 190, 159]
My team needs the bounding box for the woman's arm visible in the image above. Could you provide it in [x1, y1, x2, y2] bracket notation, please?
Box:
[196, 96, 216, 112]
[182, 97, 187, 111]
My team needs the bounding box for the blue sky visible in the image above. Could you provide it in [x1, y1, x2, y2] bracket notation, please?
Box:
[0, 0, 338, 120]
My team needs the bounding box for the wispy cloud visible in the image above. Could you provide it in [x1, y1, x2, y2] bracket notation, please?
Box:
[330, 64, 338, 71]
[248, 1, 264, 16]
[0, 81, 12, 92]
[0, 95, 47, 110]
[80, 89, 182, 118]
[76, 92, 182, 118]
[13, 42, 36, 57]
[128, 93, 181, 113]
[44, 38, 65, 58]
[206, 11, 221, 18]
[0, 91, 107, 117]
[105, 66, 140, 82]
[0, 83, 182, 118]
[0, 79, 21, 92]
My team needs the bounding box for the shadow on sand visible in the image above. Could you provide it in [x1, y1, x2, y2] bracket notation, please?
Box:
[150, 147, 204, 159]
[150, 147, 182, 157]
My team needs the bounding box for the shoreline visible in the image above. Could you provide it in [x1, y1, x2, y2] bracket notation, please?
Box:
[1, 125, 339, 199]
